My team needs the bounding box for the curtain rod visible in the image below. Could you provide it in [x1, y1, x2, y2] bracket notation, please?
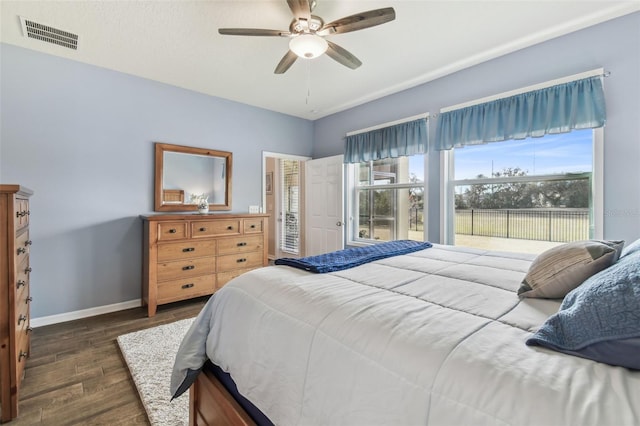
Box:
[346, 112, 429, 137]
[440, 68, 609, 114]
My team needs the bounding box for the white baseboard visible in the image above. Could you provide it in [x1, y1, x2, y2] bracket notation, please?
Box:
[31, 299, 142, 328]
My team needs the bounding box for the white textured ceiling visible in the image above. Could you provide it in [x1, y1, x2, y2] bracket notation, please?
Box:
[2, 1, 639, 120]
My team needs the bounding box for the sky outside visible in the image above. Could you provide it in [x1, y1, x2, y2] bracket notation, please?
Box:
[408, 129, 593, 180]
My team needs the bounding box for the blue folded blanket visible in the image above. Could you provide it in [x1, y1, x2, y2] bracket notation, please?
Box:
[275, 240, 432, 273]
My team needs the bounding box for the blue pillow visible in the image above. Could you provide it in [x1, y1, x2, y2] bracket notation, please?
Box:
[621, 237, 640, 258]
[526, 249, 640, 369]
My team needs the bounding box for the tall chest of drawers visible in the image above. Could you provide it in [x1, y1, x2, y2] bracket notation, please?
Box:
[0, 185, 33, 423]
[141, 214, 269, 317]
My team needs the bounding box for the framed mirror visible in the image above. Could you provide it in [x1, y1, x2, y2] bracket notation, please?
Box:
[154, 142, 232, 212]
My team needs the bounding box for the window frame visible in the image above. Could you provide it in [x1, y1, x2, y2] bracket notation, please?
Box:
[440, 127, 604, 245]
[347, 155, 429, 246]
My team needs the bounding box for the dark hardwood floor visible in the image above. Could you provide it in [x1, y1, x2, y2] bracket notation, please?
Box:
[9, 297, 208, 425]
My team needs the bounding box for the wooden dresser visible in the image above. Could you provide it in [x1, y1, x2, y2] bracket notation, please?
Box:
[141, 213, 268, 317]
[0, 185, 33, 423]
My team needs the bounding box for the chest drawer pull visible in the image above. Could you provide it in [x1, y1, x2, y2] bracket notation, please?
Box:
[17, 280, 26, 289]
[237, 242, 247, 247]
[18, 315, 27, 325]
[26, 296, 33, 304]
[25, 240, 33, 246]
[17, 247, 27, 255]
[181, 283, 195, 289]
[226, 226, 233, 230]
[182, 247, 195, 252]
[25, 267, 32, 273]
[18, 351, 28, 362]
[250, 224, 256, 229]
[199, 227, 207, 232]
[168, 228, 177, 234]
[237, 258, 247, 263]
[182, 265, 195, 271]
[27, 327, 33, 334]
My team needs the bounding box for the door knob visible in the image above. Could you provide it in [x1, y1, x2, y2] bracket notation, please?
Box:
[336, 221, 343, 226]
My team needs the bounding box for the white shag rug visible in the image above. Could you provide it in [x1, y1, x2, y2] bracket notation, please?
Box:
[117, 317, 195, 426]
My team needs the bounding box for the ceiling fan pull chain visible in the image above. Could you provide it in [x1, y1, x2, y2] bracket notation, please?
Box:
[306, 60, 311, 105]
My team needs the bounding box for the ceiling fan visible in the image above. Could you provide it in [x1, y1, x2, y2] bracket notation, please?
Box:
[218, 0, 396, 74]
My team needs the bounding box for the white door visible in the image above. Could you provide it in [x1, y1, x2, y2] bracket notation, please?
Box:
[305, 155, 344, 256]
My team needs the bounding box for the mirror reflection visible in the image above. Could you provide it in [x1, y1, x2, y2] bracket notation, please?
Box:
[154, 142, 232, 212]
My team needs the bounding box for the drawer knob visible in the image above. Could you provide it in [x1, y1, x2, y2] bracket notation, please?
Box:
[237, 258, 247, 263]
[181, 283, 195, 289]
[182, 247, 195, 252]
[26, 296, 33, 304]
[18, 314, 27, 325]
[168, 228, 177, 234]
[26, 327, 33, 334]
[226, 226, 233, 230]
[18, 351, 28, 361]
[25, 267, 32, 273]
[199, 227, 207, 232]
[17, 247, 27, 255]
[237, 242, 247, 247]
[182, 265, 195, 271]
[25, 240, 33, 246]
[250, 224, 256, 229]
[17, 280, 26, 289]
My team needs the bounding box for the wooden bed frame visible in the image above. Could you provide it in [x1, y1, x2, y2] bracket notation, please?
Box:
[189, 367, 256, 426]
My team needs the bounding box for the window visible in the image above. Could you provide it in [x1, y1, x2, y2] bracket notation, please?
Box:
[443, 128, 602, 254]
[280, 159, 300, 254]
[348, 155, 426, 244]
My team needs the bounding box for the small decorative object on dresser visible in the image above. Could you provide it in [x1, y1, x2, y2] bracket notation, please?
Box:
[0, 185, 33, 423]
[140, 213, 269, 317]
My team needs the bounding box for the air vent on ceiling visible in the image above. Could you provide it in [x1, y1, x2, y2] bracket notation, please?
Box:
[19, 16, 78, 50]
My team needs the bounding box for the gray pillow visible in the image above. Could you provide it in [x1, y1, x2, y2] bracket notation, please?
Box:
[518, 239, 624, 298]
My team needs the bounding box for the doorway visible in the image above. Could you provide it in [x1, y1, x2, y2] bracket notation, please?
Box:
[263, 152, 310, 260]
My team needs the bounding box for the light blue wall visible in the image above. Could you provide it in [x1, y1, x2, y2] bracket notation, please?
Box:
[0, 43, 313, 318]
[313, 12, 640, 245]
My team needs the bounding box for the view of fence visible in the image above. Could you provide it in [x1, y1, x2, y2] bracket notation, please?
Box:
[455, 209, 589, 242]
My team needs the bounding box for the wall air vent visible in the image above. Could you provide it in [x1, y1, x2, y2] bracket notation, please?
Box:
[19, 16, 78, 50]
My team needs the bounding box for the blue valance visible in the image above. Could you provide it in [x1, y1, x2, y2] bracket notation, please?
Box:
[344, 118, 428, 163]
[435, 76, 606, 151]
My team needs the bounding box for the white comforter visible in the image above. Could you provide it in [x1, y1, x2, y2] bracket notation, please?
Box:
[171, 244, 640, 425]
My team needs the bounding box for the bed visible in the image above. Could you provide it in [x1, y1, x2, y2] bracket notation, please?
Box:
[171, 242, 640, 425]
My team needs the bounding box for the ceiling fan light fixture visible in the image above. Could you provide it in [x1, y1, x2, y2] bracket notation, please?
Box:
[289, 34, 328, 59]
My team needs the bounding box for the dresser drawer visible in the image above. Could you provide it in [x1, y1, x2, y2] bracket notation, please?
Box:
[158, 240, 217, 262]
[217, 268, 254, 289]
[16, 274, 30, 308]
[15, 198, 30, 230]
[15, 330, 30, 388]
[191, 220, 240, 238]
[15, 299, 30, 338]
[157, 222, 188, 241]
[16, 231, 30, 263]
[217, 251, 264, 272]
[16, 256, 30, 291]
[218, 235, 264, 255]
[157, 256, 216, 282]
[157, 274, 216, 303]
[243, 218, 264, 234]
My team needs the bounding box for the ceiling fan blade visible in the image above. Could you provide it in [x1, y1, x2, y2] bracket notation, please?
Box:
[317, 7, 396, 36]
[325, 41, 362, 70]
[218, 28, 291, 37]
[287, 0, 311, 20]
[274, 50, 298, 74]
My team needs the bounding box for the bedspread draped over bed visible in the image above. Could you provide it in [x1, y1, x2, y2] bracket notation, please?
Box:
[171, 244, 640, 426]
